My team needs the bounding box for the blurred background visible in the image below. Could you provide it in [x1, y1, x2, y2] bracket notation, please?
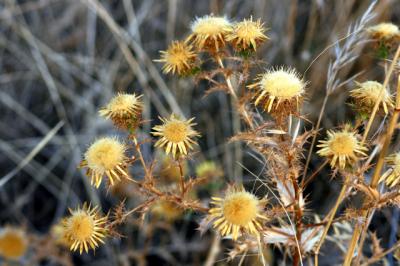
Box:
[0, 0, 399, 265]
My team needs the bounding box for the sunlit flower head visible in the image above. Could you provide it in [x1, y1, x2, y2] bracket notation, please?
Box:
[187, 15, 232, 51]
[82, 137, 130, 188]
[99, 93, 143, 130]
[152, 115, 200, 158]
[151, 200, 183, 221]
[248, 68, 305, 112]
[350, 81, 394, 115]
[227, 17, 268, 52]
[156, 41, 197, 76]
[380, 153, 400, 187]
[317, 128, 367, 169]
[208, 186, 267, 240]
[367, 22, 400, 40]
[63, 204, 107, 254]
[0, 227, 28, 260]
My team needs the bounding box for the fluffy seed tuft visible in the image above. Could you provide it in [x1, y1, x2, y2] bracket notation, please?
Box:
[187, 15, 232, 51]
[82, 137, 130, 188]
[99, 93, 143, 130]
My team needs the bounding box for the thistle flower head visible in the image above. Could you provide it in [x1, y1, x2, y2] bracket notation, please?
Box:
[152, 115, 200, 158]
[156, 41, 197, 76]
[350, 81, 394, 115]
[82, 137, 130, 188]
[195, 161, 223, 180]
[187, 15, 232, 51]
[248, 68, 305, 112]
[317, 128, 367, 169]
[227, 17, 268, 52]
[0, 227, 28, 260]
[99, 93, 143, 130]
[63, 204, 107, 254]
[367, 22, 400, 40]
[380, 153, 400, 187]
[151, 200, 183, 221]
[208, 186, 267, 240]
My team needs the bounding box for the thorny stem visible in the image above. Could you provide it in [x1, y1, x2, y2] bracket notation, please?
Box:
[178, 158, 185, 196]
[354, 74, 400, 265]
[133, 138, 150, 182]
[314, 174, 350, 266]
[344, 50, 400, 265]
[215, 55, 254, 129]
[292, 174, 303, 266]
[360, 238, 400, 266]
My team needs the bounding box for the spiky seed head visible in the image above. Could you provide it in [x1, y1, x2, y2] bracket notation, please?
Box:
[350, 81, 394, 115]
[367, 22, 400, 40]
[99, 93, 143, 130]
[63, 204, 107, 254]
[156, 41, 197, 76]
[0, 227, 28, 260]
[248, 68, 305, 113]
[82, 137, 130, 188]
[227, 17, 268, 52]
[317, 128, 367, 169]
[380, 153, 400, 187]
[195, 161, 223, 180]
[152, 114, 200, 158]
[187, 15, 232, 51]
[208, 186, 267, 240]
[151, 200, 183, 221]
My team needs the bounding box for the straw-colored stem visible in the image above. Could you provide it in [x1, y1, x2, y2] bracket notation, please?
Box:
[344, 50, 400, 265]
[361, 45, 400, 144]
[314, 174, 350, 266]
[178, 159, 185, 196]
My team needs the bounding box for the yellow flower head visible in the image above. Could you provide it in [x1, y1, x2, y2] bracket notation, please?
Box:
[317, 128, 367, 169]
[350, 81, 394, 115]
[99, 93, 143, 130]
[208, 186, 267, 240]
[152, 115, 200, 158]
[227, 17, 268, 51]
[367, 22, 400, 40]
[156, 41, 197, 76]
[0, 227, 28, 260]
[151, 200, 183, 221]
[195, 161, 223, 180]
[380, 153, 400, 187]
[187, 15, 232, 51]
[248, 68, 305, 112]
[82, 137, 130, 188]
[63, 204, 107, 254]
